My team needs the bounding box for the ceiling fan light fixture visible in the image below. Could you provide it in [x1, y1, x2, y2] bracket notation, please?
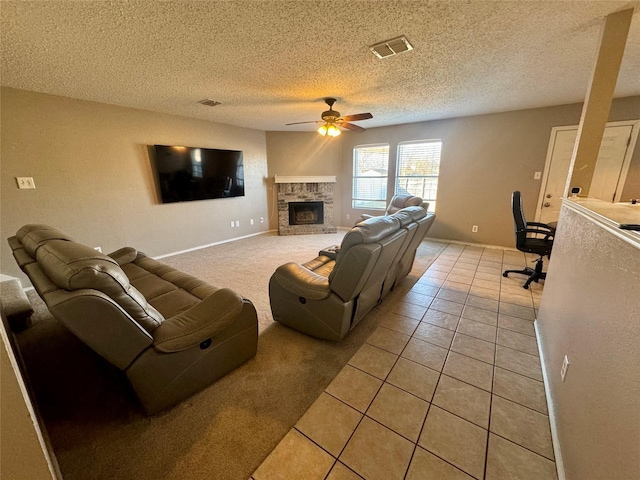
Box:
[327, 124, 341, 137]
[317, 124, 328, 136]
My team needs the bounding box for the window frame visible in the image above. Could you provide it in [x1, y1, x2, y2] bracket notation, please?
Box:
[395, 139, 442, 213]
[352, 143, 390, 210]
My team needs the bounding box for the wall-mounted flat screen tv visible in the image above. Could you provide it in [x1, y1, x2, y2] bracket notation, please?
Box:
[150, 145, 244, 203]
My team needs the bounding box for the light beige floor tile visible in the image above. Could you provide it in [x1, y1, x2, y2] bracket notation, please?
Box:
[471, 278, 500, 291]
[411, 282, 440, 297]
[499, 291, 534, 308]
[406, 447, 474, 480]
[380, 312, 420, 336]
[499, 302, 536, 321]
[326, 462, 363, 480]
[366, 326, 410, 355]
[469, 285, 501, 301]
[493, 367, 548, 414]
[326, 365, 383, 412]
[403, 291, 435, 308]
[450, 332, 496, 364]
[391, 302, 428, 321]
[430, 298, 465, 316]
[420, 276, 445, 288]
[499, 283, 532, 296]
[447, 273, 474, 285]
[401, 337, 449, 371]
[340, 417, 414, 480]
[497, 328, 539, 356]
[462, 305, 498, 326]
[498, 313, 535, 336]
[253, 429, 334, 480]
[422, 309, 461, 331]
[465, 295, 499, 312]
[476, 265, 502, 275]
[431, 263, 453, 273]
[432, 374, 491, 428]
[474, 271, 503, 283]
[295, 393, 363, 457]
[414, 322, 455, 349]
[436, 289, 468, 304]
[443, 351, 494, 391]
[348, 343, 399, 379]
[367, 383, 429, 441]
[419, 406, 487, 479]
[457, 318, 497, 343]
[495, 345, 542, 381]
[490, 396, 554, 460]
[386, 357, 440, 401]
[485, 433, 557, 480]
[442, 281, 472, 293]
[424, 269, 450, 279]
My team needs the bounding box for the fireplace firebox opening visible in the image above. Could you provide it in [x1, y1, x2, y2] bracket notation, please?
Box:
[288, 201, 324, 226]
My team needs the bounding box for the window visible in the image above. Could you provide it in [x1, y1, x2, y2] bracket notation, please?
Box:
[352, 144, 389, 209]
[396, 140, 442, 212]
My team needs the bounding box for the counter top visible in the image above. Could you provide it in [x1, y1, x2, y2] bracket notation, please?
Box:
[564, 197, 640, 247]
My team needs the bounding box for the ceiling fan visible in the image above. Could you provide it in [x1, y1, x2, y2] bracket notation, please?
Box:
[285, 98, 373, 136]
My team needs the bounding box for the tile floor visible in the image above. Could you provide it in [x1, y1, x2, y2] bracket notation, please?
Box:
[253, 244, 557, 480]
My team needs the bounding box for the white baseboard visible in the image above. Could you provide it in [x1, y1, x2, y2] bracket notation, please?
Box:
[154, 230, 275, 260]
[534, 320, 566, 480]
[424, 236, 520, 252]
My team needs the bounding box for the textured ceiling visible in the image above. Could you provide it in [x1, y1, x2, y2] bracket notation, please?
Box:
[1, 1, 639, 132]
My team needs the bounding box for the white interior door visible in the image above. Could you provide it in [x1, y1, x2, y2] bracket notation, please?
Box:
[537, 122, 637, 224]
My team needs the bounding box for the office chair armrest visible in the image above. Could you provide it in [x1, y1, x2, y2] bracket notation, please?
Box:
[523, 227, 555, 240]
[527, 221, 555, 231]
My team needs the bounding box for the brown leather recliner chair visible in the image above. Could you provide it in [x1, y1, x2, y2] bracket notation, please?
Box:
[269, 206, 435, 341]
[8, 224, 258, 414]
[356, 194, 429, 224]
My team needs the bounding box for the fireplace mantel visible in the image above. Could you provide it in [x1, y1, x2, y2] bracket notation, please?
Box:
[274, 175, 337, 184]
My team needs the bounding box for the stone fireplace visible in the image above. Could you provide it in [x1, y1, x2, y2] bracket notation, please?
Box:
[275, 175, 338, 235]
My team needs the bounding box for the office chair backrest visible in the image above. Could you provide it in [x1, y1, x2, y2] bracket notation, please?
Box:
[512, 191, 527, 241]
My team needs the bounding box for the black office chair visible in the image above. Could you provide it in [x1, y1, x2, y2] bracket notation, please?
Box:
[503, 191, 555, 289]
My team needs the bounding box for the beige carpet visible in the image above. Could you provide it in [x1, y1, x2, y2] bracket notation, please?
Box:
[16, 232, 446, 480]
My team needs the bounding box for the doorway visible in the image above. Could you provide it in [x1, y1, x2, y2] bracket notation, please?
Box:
[535, 120, 639, 224]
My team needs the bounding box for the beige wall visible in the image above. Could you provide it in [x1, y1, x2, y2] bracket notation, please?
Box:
[265, 131, 343, 230]
[536, 202, 640, 480]
[1, 87, 269, 284]
[337, 96, 640, 247]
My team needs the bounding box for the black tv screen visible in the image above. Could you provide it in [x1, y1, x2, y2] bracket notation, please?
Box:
[150, 145, 244, 203]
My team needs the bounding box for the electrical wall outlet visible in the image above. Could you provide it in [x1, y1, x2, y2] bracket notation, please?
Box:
[16, 177, 36, 189]
[230, 221, 235, 228]
[472, 225, 478, 233]
[250, 219, 254, 225]
[235, 220, 239, 227]
[561, 355, 570, 382]
[534, 171, 542, 180]
[346, 213, 351, 220]
[260, 217, 264, 224]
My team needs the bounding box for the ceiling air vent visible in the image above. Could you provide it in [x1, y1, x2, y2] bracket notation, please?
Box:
[370, 36, 413, 59]
[198, 99, 222, 107]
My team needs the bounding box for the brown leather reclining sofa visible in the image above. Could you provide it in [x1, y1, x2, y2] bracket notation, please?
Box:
[8, 224, 258, 414]
[269, 205, 435, 341]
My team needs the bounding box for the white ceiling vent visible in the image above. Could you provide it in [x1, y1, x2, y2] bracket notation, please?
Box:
[370, 36, 413, 59]
[198, 99, 222, 107]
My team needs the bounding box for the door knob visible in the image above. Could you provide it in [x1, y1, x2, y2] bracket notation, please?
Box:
[544, 202, 551, 207]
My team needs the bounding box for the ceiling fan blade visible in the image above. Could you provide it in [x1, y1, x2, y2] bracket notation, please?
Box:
[341, 122, 366, 132]
[340, 112, 373, 122]
[285, 120, 322, 125]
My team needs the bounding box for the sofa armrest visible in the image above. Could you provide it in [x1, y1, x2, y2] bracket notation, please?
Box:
[108, 247, 138, 265]
[272, 262, 331, 300]
[152, 288, 243, 352]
